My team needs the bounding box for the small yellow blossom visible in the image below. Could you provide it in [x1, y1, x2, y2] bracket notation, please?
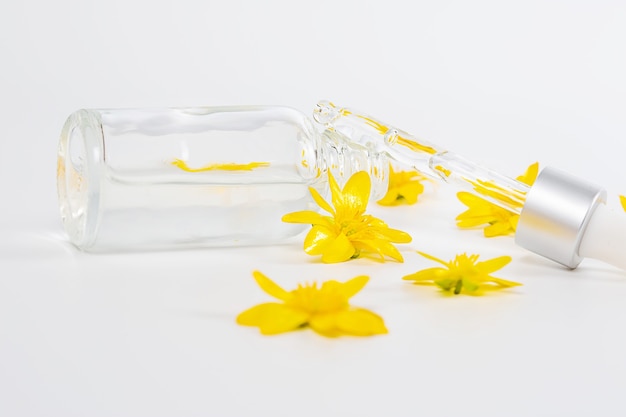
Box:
[237, 271, 388, 337]
[282, 171, 412, 263]
[377, 165, 427, 206]
[403, 251, 521, 295]
[172, 159, 269, 172]
[456, 162, 539, 237]
[620, 195, 626, 212]
[456, 192, 520, 237]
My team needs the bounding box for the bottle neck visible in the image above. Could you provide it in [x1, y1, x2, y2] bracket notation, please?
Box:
[300, 127, 389, 201]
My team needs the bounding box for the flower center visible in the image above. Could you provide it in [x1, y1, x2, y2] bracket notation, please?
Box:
[337, 215, 376, 238]
[288, 284, 349, 314]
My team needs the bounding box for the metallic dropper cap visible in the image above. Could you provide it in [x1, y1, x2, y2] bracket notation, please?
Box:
[515, 167, 606, 269]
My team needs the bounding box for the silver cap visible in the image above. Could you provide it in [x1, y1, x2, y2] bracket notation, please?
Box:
[515, 167, 606, 269]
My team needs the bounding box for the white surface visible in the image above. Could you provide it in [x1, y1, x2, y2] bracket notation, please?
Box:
[2, 1, 626, 416]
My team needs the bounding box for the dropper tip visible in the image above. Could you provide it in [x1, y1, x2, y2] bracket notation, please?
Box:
[313, 100, 341, 126]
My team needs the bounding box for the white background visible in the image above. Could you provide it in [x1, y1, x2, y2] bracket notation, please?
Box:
[2, 1, 626, 416]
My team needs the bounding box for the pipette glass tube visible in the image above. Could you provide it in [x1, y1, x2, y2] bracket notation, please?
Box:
[313, 100, 530, 215]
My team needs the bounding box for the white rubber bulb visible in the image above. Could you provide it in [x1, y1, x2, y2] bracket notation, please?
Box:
[579, 203, 626, 271]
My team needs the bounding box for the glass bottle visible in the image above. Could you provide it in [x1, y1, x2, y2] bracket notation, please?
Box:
[57, 105, 389, 251]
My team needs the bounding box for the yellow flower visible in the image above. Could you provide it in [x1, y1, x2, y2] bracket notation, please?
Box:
[456, 162, 539, 237]
[377, 165, 427, 206]
[237, 271, 388, 337]
[456, 192, 521, 237]
[282, 171, 412, 263]
[620, 195, 626, 211]
[403, 251, 521, 295]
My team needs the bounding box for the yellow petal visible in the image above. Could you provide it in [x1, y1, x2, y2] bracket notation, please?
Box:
[476, 256, 511, 274]
[457, 191, 489, 207]
[483, 222, 514, 237]
[377, 227, 412, 243]
[517, 162, 539, 185]
[403, 267, 448, 282]
[319, 279, 341, 292]
[303, 225, 336, 255]
[335, 309, 388, 336]
[456, 205, 496, 219]
[457, 216, 496, 227]
[309, 313, 341, 337]
[338, 275, 369, 299]
[362, 238, 404, 262]
[486, 276, 523, 287]
[377, 190, 400, 206]
[281, 210, 327, 225]
[383, 243, 405, 262]
[417, 251, 449, 266]
[252, 271, 292, 301]
[236, 302, 280, 325]
[351, 239, 383, 257]
[456, 208, 495, 219]
[397, 182, 424, 204]
[236, 303, 308, 335]
[309, 186, 335, 215]
[328, 170, 343, 211]
[620, 195, 626, 212]
[321, 232, 357, 263]
[341, 171, 371, 213]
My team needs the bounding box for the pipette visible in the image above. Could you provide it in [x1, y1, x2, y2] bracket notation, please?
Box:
[313, 101, 626, 271]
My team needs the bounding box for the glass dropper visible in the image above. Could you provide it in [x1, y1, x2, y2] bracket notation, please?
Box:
[313, 100, 626, 271]
[313, 100, 529, 214]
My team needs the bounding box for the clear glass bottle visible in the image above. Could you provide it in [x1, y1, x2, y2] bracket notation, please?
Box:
[57, 106, 389, 251]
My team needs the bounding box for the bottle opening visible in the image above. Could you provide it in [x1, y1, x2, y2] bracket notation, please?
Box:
[57, 110, 104, 249]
